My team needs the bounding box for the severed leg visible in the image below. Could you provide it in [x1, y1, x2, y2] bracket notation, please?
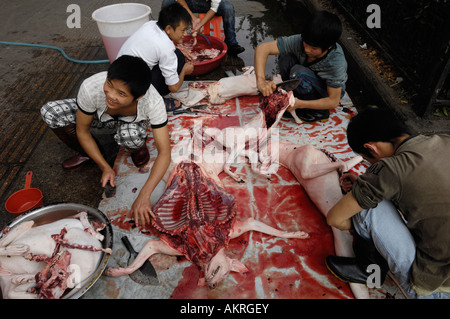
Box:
[76, 212, 104, 241]
[229, 218, 309, 240]
[293, 146, 363, 180]
[0, 221, 33, 256]
[104, 239, 182, 277]
[0, 267, 37, 299]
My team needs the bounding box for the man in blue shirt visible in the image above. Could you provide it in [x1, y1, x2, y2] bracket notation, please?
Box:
[255, 11, 347, 123]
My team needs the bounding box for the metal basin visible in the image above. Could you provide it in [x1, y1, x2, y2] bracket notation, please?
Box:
[2, 203, 113, 299]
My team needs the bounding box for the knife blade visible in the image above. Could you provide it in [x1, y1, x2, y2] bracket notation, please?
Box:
[257, 79, 301, 95]
[172, 104, 208, 115]
[122, 236, 159, 285]
[275, 79, 301, 91]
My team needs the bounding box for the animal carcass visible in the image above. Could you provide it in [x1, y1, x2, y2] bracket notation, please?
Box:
[206, 67, 303, 123]
[0, 212, 111, 299]
[207, 67, 259, 105]
[105, 158, 309, 289]
[258, 140, 370, 299]
[195, 87, 295, 183]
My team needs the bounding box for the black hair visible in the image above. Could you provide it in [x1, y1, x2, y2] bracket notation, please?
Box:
[157, 3, 191, 31]
[107, 55, 151, 99]
[302, 10, 342, 52]
[347, 107, 412, 158]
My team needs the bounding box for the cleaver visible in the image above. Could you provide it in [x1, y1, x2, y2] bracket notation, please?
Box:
[275, 78, 301, 91]
[257, 78, 301, 94]
[122, 236, 159, 285]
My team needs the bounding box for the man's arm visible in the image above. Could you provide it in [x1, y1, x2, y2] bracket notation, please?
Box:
[167, 61, 194, 93]
[254, 40, 279, 96]
[76, 110, 116, 186]
[327, 192, 363, 231]
[289, 85, 342, 111]
[130, 124, 171, 226]
[194, 9, 216, 33]
[175, 0, 198, 22]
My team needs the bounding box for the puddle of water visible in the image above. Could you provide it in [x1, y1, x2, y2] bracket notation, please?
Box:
[234, 0, 311, 77]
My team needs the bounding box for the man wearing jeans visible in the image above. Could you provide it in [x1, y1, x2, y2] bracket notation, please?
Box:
[162, 0, 245, 55]
[326, 108, 450, 299]
[255, 11, 347, 123]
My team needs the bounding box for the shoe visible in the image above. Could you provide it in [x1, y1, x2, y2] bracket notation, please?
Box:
[326, 235, 389, 286]
[131, 144, 150, 167]
[295, 109, 330, 123]
[326, 256, 370, 285]
[62, 153, 90, 170]
[227, 43, 245, 55]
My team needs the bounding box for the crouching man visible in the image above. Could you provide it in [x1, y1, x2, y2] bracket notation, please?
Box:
[326, 108, 450, 299]
[41, 55, 171, 226]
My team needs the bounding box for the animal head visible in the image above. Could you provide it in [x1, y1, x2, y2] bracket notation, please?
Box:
[200, 248, 249, 289]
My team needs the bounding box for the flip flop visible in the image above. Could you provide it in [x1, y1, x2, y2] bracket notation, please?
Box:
[164, 98, 182, 112]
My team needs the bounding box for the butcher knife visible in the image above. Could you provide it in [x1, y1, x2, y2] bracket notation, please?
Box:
[257, 78, 301, 94]
[275, 78, 301, 91]
[172, 104, 208, 115]
[122, 236, 159, 285]
[104, 181, 116, 198]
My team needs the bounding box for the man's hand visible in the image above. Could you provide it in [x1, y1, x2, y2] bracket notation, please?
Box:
[129, 192, 155, 227]
[339, 172, 358, 193]
[257, 79, 276, 97]
[192, 17, 201, 33]
[183, 61, 195, 75]
[100, 166, 116, 188]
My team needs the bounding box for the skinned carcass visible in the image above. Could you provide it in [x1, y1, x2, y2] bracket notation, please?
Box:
[0, 212, 111, 299]
[167, 66, 302, 124]
[105, 155, 309, 289]
[256, 140, 370, 299]
[207, 67, 259, 104]
[195, 87, 295, 183]
[206, 67, 303, 123]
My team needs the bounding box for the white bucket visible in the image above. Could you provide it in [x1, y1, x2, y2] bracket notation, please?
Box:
[92, 3, 151, 62]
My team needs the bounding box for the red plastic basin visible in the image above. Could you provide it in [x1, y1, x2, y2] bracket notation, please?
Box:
[182, 35, 228, 76]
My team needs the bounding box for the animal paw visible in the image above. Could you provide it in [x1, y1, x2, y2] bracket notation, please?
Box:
[11, 274, 35, 285]
[104, 267, 127, 277]
[0, 244, 29, 256]
[228, 173, 245, 183]
[282, 230, 310, 239]
[289, 110, 303, 124]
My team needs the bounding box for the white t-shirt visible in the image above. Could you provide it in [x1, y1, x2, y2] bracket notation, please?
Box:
[77, 72, 167, 128]
[117, 21, 179, 87]
[209, 0, 222, 12]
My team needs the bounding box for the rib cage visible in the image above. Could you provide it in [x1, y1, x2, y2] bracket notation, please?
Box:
[151, 161, 236, 264]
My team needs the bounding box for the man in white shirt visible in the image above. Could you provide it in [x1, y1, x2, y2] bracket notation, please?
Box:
[117, 3, 194, 102]
[162, 0, 245, 55]
[41, 55, 171, 226]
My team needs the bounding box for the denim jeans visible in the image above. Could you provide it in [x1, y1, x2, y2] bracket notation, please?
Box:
[161, 0, 239, 45]
[278, 53, 345, 99]
[352, 199, 449, 299]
